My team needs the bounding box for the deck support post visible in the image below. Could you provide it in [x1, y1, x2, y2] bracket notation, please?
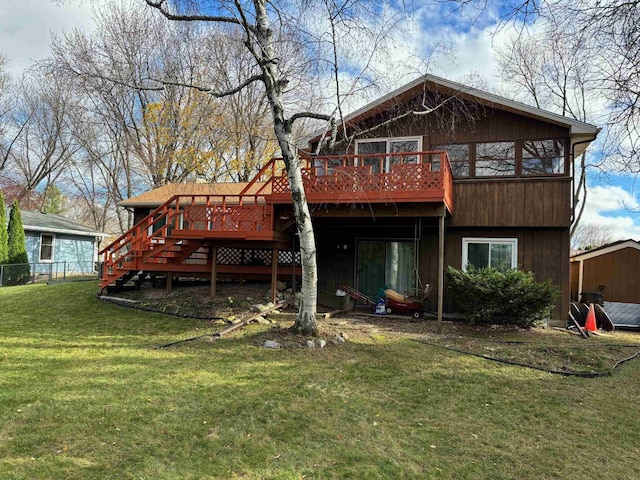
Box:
[271, 248, 279, 303]
[166, 272, 173, 295]
[437, 211, 445, 333]
[210, 246, 218, 298]
[291, 234, 297, 295]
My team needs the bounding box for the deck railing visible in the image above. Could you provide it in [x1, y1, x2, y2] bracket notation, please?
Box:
[99, 193, 273, 283]
[265, 151, 453, 209]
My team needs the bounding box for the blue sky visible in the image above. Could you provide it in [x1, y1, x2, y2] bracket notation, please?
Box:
[0, 0, 638, 240]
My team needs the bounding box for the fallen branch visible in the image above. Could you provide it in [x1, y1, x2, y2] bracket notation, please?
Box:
[155, 301, 287, 349]
[97, 292, 224, 321]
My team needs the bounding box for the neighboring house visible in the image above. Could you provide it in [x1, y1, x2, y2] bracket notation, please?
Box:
[5, 208, 109, 275]
[103, 74, 599, 325]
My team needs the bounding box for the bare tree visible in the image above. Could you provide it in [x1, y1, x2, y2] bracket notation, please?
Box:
[134, 0, 425, 335]
[571, 223, 614, 250]
[461, 0, 639, 170]
[6, 67, 80, 202]
[52, 3, 228, 189]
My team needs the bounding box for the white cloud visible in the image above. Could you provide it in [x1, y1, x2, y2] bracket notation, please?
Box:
[579, 185, 640, 240]
[0, 0, 96, 76]
[586, 185, 639, 211]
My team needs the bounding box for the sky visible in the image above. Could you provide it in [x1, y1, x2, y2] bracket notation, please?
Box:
[0, 0, 638, 241]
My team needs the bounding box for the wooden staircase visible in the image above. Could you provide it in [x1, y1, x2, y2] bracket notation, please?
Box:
[99, 189, 284, 290]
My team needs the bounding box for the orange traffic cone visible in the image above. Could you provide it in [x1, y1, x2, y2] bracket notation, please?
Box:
[584, 303, 597, 333]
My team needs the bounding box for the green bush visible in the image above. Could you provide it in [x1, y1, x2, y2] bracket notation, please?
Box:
[6, 200, 30, 285]
[0, 191, 7, 264]
[446, 266, 559, 327]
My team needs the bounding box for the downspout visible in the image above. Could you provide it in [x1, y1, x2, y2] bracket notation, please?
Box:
[570, 136, 598, 225]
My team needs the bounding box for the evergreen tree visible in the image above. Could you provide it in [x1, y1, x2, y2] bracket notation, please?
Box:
[6, 200, 30, 285]
[0, 191, 7, 264]
[41, 185, 67, 214]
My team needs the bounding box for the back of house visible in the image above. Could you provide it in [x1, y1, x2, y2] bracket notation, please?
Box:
[105, 74, 599, 324]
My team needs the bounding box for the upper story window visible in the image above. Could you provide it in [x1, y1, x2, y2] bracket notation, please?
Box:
[476, 142, 516, 177]
[522, 139, 564, 175]
[355, 137, 422, 173]
[432, 144, 470, 178]
[40, 234, 54, 262]
[431, 138, 567, 179]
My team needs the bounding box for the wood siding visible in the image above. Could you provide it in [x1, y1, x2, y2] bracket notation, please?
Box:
[343, 100, 570, 146]
[419, 226, 570, 319]
[449, 178, 572, 227]
[578, 248, 640, 303]
[314, 219, 570, 320]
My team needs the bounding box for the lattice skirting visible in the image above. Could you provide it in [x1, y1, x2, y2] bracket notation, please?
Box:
[216, 247, 301, 266]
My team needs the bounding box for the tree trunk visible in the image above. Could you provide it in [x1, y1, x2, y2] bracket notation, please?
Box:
[285, 147, 318, 336]
[253, 0, 318, 335]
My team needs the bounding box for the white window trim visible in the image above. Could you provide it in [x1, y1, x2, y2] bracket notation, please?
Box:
[39, 233, 55, 262]
[462, 237, 518, 271]
[355, 136, 423, 172]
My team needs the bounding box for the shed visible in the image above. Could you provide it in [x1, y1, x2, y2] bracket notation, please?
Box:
[570, 239, 640, 303]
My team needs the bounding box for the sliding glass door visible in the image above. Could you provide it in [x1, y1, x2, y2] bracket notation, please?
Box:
[356, 240, 416, 300]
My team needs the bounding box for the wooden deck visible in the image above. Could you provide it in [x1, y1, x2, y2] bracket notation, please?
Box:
[100, 151, 452, 289]
[255, 151, 453, 211]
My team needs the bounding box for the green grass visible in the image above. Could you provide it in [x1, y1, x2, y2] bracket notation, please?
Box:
[1, 282, 640, 479]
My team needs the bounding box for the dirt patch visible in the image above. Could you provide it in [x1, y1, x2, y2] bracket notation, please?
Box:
[114, 281, 297, 320]
[111, 281, 640, 373]
[251, 313, 640, 373]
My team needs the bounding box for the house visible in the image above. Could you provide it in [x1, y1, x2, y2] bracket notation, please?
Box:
[6, 208, 109, 275]
[570, 240, 640, 328]
[102, 74, 599, 326]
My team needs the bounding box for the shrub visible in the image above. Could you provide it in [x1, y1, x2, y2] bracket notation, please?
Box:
[0, 191, 7, 264]
[446, 266, 560, 327]
[6, 200, 30, 285]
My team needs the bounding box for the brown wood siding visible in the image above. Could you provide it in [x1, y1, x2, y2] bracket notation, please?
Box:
[420, 226, 570, 320]
[449, 178, 572, 227]
[349, 105, 569, 145]
[133, 208, 151, 226]
[580, 248, 640, 303]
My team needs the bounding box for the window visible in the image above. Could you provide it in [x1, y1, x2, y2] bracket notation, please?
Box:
[432, 143, 470, 178]
[462, 238, 517, 271]
[313, 157, 343, 175]
[40, 234, 54, 262]
[522, 139, 564, 175]
[476, 142, 516, 176]
[355, 137, 422, 173]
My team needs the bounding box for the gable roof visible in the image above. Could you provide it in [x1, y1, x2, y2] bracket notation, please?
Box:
[307, 74, 599, 155]
[570, 239, 640, 262]
[119, 181, 269, 208]
[5, 208, 108, 238]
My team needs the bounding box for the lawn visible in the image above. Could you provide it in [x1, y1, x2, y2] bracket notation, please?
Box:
[1, 282, 640, 479]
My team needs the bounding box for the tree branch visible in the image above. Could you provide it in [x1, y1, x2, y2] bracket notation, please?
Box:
[145, 0, 245, 27]
[148, 74, 266, 98]
[286, 111, 333, 129]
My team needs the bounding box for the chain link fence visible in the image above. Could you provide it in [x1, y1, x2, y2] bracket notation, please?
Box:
[0, 261, 99, 287]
